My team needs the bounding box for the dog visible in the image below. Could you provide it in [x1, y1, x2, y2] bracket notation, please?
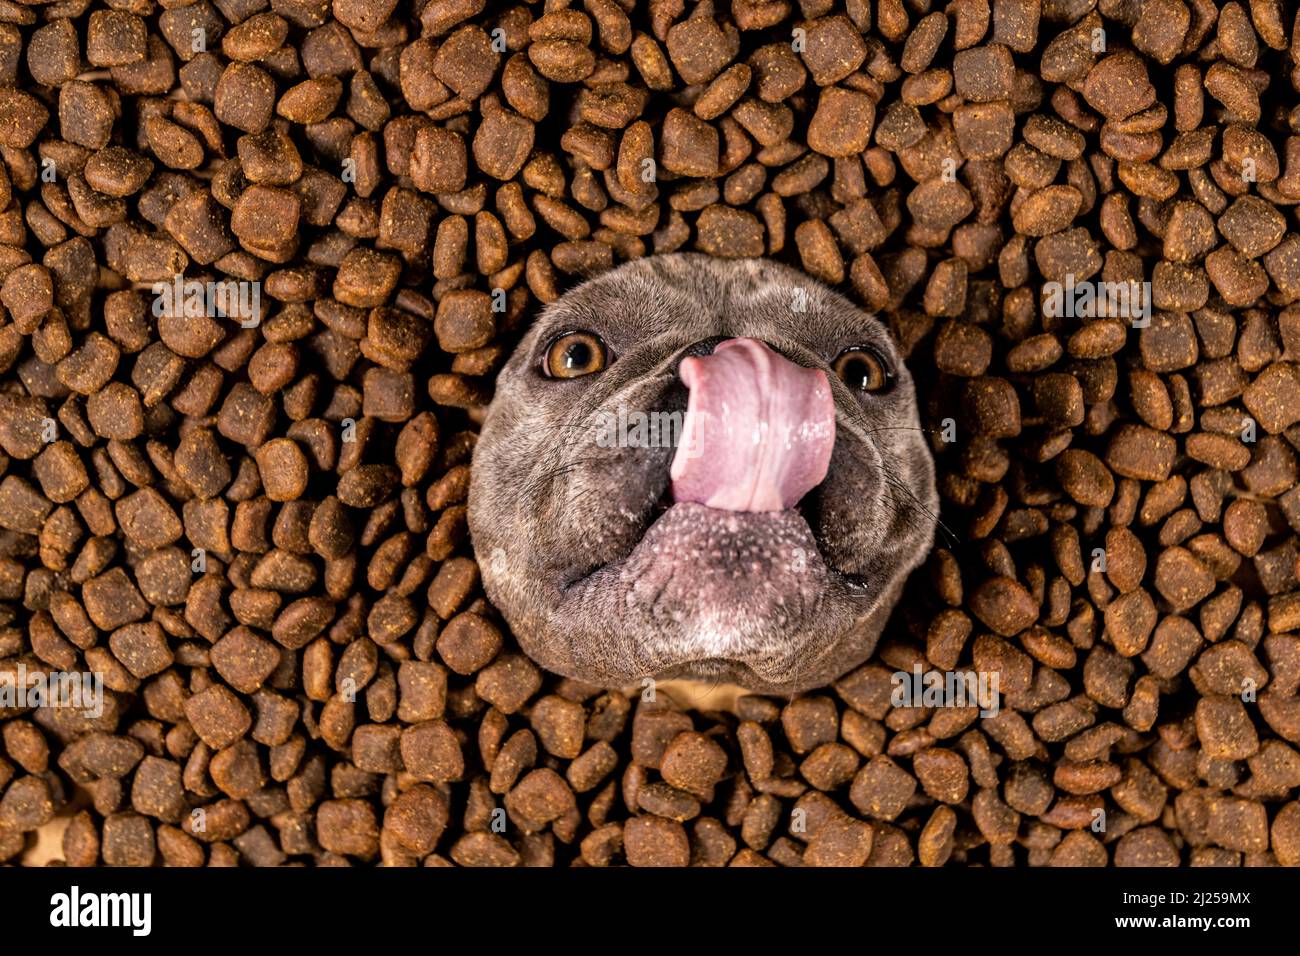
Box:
[468, 254, 938, 695]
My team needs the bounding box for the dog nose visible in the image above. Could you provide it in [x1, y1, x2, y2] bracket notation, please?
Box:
[673, 336, 731, 373]
[675, 336, 814, 375]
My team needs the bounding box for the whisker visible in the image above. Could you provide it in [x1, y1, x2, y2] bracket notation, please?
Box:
[876, 466, 961, 549]
[525, 455, 611, 493]
[852, 423, 946, 438]
[833, 420, 960, 549]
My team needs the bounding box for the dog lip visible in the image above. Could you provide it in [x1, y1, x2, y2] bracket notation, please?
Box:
[557, 496, 869, 595]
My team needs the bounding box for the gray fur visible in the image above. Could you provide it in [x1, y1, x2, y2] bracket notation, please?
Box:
[467, 254, 938, 694]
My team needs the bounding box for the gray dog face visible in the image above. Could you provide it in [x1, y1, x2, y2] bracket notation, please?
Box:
[467, 254, 938, 694]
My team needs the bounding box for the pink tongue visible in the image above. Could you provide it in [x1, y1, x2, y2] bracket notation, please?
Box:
[670, 337, 836, 512]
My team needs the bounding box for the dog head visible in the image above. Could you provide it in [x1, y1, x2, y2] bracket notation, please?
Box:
[468, 254, 938, 694]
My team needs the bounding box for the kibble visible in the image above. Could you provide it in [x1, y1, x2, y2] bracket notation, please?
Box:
[0, 0, 1296, 872]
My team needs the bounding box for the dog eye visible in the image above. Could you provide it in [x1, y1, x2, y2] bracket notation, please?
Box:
[832, 346, 893, 392]
[543, 331, 610, 379]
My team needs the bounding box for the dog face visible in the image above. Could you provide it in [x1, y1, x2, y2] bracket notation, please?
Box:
[467, 254, 938, 694]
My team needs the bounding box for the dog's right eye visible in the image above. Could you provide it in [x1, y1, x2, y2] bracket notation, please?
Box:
[543, 331, 610, 379]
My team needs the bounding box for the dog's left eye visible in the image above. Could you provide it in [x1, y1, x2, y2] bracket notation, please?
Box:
[832, 346, 893, 392]
[543, 330, 610, 379]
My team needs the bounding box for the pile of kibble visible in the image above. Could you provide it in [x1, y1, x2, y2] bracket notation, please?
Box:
[0, 0, 1299, 867]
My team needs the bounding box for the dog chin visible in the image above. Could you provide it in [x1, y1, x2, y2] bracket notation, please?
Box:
[549, 501, 878, 693]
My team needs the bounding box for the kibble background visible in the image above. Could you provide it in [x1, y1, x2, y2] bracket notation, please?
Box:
[0, 0, 1298, 867]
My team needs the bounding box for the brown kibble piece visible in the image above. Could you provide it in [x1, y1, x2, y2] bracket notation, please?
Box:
[624, 815, 690, 866]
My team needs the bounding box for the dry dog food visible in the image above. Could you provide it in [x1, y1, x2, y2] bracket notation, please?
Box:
[1, 0, 1299, 867]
